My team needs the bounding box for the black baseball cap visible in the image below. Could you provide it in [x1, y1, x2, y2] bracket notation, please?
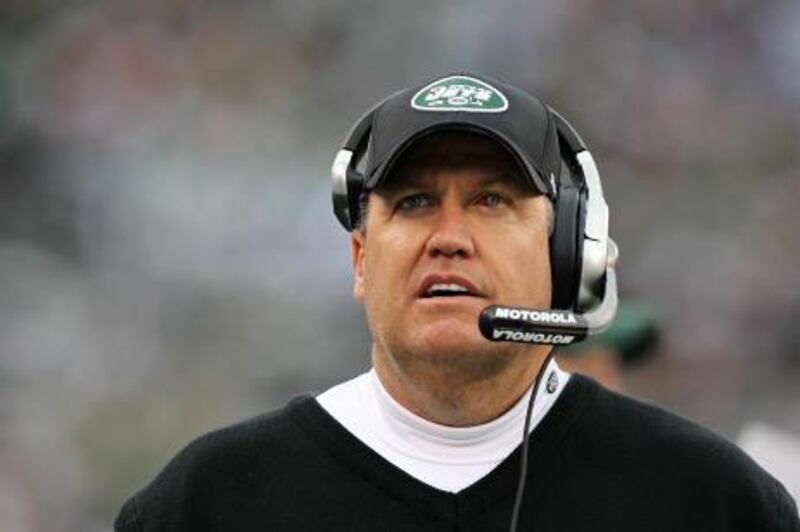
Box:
[362, 72, 561, 199]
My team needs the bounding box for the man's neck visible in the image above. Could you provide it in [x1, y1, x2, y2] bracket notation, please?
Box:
[372, 346, 552, 427]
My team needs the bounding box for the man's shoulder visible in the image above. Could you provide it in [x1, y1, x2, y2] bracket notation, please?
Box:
[568, 375, 799, 528]
[165, 394, 315, 467]
[577, 376, 763, 471]
[578, 376, 727, 443]
[114, 394, 321, 532]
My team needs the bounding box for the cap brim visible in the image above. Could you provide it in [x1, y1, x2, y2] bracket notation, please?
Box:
[364, 121, 551, 196]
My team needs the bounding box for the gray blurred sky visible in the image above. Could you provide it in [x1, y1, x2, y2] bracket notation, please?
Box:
[1, 1, 799, 530]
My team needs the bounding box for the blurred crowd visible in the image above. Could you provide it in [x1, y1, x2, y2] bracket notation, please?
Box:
[0, 1, 798, 530]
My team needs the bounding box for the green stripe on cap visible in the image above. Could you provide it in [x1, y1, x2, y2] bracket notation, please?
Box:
[411, 75, 508, 113]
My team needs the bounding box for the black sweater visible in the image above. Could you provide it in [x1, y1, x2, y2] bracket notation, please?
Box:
[114, 374, 799, 531]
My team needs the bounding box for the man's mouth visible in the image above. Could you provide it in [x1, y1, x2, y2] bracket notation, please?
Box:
[424, 283, 472, 298]
[417, 275, 485, 299]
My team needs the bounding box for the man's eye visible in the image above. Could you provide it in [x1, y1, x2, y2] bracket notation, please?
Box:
[398, 194, 432, 211]
[479, 192, 505, 207]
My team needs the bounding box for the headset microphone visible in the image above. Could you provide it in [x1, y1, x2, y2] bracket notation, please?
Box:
[479, 240, 619, 346]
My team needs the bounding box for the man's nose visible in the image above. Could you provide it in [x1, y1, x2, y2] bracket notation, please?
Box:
[424, 202, 475, 259]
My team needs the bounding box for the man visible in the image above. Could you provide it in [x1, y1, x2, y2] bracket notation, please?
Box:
[114, 73, 799, 531]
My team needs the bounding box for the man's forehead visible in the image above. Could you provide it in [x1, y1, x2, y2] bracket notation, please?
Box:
[379, 131, 533, 192]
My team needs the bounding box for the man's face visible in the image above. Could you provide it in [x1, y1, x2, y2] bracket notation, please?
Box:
[351, 133, 553, 374]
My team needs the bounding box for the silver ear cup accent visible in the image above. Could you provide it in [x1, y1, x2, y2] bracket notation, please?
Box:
[331, 149, 354, 230]
[576, 150, 610, 308]
[582, 239, 619, 334]
[576, 151, 608, 242]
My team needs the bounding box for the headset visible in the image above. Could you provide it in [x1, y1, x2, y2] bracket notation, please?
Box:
[331, 103, 618, 341]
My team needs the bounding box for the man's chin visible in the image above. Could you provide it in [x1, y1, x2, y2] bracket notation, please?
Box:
[409, 321, 517, 361]
[416, 316, 480, 343]
[413, 338, 517, 380]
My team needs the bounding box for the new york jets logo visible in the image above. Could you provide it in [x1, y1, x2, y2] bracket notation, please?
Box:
[411, 75, 508, 113]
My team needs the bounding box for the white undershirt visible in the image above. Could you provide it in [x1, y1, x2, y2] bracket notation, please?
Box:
[316, 359, 570, 493]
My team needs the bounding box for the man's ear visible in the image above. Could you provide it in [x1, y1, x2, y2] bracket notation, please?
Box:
[351, 229, 366, 302]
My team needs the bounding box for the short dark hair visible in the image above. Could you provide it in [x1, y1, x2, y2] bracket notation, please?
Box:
[356, 192, 370, 233]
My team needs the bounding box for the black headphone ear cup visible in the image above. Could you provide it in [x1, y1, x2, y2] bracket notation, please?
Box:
[345, 166, 364, 230]
[332, 109, 377, 231]
[549, 185, 585, 310]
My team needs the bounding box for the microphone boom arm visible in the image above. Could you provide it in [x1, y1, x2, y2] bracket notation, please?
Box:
[479, 241, 619, 346]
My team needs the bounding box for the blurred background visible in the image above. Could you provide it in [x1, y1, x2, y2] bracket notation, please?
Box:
[1, 0, 799, 530]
